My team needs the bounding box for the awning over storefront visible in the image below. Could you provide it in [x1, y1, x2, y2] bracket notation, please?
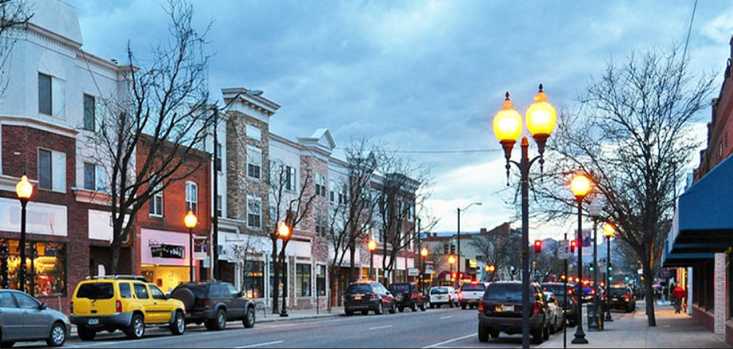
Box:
[663, 156, 733, 267]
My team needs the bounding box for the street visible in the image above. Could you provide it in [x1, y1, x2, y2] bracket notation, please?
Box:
[34, 308, 562, 349]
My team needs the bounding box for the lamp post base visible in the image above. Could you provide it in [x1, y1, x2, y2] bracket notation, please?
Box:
[572, 336, 589, 344]
[279, 310, 289, 317]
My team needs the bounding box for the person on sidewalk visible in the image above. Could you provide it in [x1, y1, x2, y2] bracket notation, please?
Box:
[672, 283, 686, 313]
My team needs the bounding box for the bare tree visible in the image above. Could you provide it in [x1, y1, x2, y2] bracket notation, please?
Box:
[0, 0, 33, 94]
[88, 0, 214, 273]
[534, 47, 714, 326]
[469, 225, 522, 281]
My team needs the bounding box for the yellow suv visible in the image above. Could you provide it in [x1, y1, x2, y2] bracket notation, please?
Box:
[69, 275, 186, 340]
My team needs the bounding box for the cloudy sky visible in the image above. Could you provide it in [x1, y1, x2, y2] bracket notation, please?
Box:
[69, 0, 733, 239]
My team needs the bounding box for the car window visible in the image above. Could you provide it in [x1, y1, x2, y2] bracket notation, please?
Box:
[484, 283, 525, 302]
[390, 284, 411, 293]
[150, 285, 167, 300]
[431, 288, 448, 295]
[76, 283, 114, 299]
[461, 283, 485, 291]
[0, 292, 16, 308]
[346, 284, 372, 294]
[134, 283, 149, 299]
[119, 283, 132, 299]
[13, 293, 39, 309]
[225, 283, 239, 297]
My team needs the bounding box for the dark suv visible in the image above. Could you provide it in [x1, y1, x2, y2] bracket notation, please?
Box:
[607, 286, 636, 313]
[542, 282, 577, 326]
[478, 281, 550, 344]
[171, 281, 256, 331]
[388, 283, 427, 312]
[344, 281, 396, 316]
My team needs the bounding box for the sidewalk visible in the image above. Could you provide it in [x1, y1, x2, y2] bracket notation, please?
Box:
[539, 302, 730, 348]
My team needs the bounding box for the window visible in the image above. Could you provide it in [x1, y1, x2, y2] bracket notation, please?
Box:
[316, 265, 326, 297]
[269, 261, 287, 298]
[215, 142, 222, 172]
[83, 94, 95, 131]
[38, 73, 52, 115]
[83, 162, 96, 190]
[243, 260, 264, 299]
[38, 149, 52, 189]
[0, 292, 16, 308]
[185, 181, 198, 213]
[119, 283, 132, 299]
[149, 183, 163, 216]
[247, 196, 262, 229]
[133, 284, 149, 299]
[315, 174, 326, 197]
[246, 124, 262, 141]
[247, 146, 262, 179]
[13, 293, 39, 309]
[296, 264, 311, 297]
[285, 166, 296, 191]
[216, 195, 222, 218]
[150, 285, 166, 300]
[315, 214, 327, 236]
[4, 241, 66, 296]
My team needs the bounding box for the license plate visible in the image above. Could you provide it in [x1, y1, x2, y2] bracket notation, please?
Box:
[353, 295, 362, 301]
[88, 318, 99, 325]
[501, 305, 514, 312]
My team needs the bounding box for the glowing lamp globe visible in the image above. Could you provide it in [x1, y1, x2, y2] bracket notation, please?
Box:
[420, 247, 428, 258]
[492, 93, 523, 143]
[448, 255, 456, 265]
[602, 222, 617, 239]
[368, 239, 377, 252]
[277, 222, 291, 239]
[525, 85, 557, 139]
[569, 173, 593, 200]
[184, 210, 198, 229]
[16, 175, 33, 200]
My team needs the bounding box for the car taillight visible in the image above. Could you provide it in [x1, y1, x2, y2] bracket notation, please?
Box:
[69, 301, 73, 314]
[116, 300, 123, 313]
[532, 303, 541, 316]
[478, 300, 485, 313]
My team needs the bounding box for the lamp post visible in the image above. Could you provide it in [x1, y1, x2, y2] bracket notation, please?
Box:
[588, 199, 602, 330]
[448, 255, 456, 284]
[603, 222, 616, 322]
[368, 239, 377, 281]
[492, 85, 557, 349]
[16, 175, 33, 293]
[420, 247, 428, 293]
[569, 172, 593, 344]
[278, 221, 291, 317]
[184, 210, 198, 282]
[484, 264, 495, 282]
[457, 202, 481, 285]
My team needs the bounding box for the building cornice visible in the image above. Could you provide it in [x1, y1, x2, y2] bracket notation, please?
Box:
[0, 115, 78, 138]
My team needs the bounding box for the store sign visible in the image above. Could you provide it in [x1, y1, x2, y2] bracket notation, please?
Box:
[194, 238, 209, 260]
[150, 243, 185, 259]
[408, 268, 419, 277]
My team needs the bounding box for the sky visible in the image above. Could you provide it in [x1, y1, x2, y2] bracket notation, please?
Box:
[68, 0, 733, 240]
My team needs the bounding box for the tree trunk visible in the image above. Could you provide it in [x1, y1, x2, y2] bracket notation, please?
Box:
[271, 238, 279, 314]
[641, 251, 657, 326]
[110, 238, 120, 275]
[348, 244, 357, 282]
[280, 250, 287, 311]
[327, 264, 335, 311]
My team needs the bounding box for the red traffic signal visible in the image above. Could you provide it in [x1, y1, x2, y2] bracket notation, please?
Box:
[570, 239, 577, 253]
[533, 240, 543, 254]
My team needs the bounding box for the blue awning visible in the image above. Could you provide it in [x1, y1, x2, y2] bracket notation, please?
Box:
[662, 155, 733, 267]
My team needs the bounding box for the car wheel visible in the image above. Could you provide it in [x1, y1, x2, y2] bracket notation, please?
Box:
[419, 304, 426, 311]
[398, 306, 404, 313]
[389, 304, 396, 314]
[489, 329, 500, 339]
[375, 302, 384, 315]
[361, 310, 369, 315]
[429, 303, 434, 309]
[478, 324, 489, 343]
[125, 313, 145, 339]
[215, 309, 227, 330]
[411, 304, 417, 312]
[243, 306, 256, 328]
[0, 342, 13, 348]
[461, 303, 467, 310]
[170, 310, 186, 335]
[46, 321, 66, 347]
[345, 309, 353, 316]
[77, 326, 96, 341]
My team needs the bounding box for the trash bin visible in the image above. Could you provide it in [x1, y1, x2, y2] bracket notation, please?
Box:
[587, 303, 599, 330]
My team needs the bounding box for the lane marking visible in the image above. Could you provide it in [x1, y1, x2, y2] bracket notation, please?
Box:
[439, 315, 453, 320]
[422, 333, 475, 348]
[368, 325, 393, 330]
[235, 340, 285, 348]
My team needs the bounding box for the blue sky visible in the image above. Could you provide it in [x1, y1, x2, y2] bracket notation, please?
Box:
[70, 0, 733, 239]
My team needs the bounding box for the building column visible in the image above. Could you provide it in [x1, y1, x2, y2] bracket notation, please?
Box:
[688, 267, 694, 316]
[714, 253, 727, 335]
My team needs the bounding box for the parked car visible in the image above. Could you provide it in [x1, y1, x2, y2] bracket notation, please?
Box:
[70, 275, 186, 340]
[542, 282, 577, 326]
[388, 283, 427, 312]
[0, 289, 69, 348]
[543, 292, 565, 333]
[170, 281, 256, 330]
[428, 287, 456, 308]
[477, 281, 550, 344]
[607, 285, 636, 313]
[458, 282, 486, 310]
[344, 281, 396, 316]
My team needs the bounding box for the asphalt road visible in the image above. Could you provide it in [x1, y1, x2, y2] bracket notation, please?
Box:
[17, 307, 570, 348]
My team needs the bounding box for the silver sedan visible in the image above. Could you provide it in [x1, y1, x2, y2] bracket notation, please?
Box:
[0, 289, 70, 347]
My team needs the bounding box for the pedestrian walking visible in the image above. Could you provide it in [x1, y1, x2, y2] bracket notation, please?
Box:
[672, 284, 686, 313]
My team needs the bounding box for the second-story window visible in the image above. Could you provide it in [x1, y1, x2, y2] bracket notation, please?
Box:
[246, 124, 262, 141]
[247, 195, 261, 229]
[315, 174, 326, 197]
[185, 181, 198, 213]
[37, 148, 66, 192]
[285, 166, 296, 191]
[83, 162, 108, 192]
[247, 146, 261, 180]
[149, 183, 163, 216]
[83, 94, 95, 131]
[38, 73, 52, 115]
[215, 142, 222, 172]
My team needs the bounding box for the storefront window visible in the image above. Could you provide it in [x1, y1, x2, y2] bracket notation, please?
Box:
[243, 260, 264, 299]
[269, 261, 287, 298]
[296, 263, 311, 297]
[316, 265, 326, 297]
[2, 240, 66, 296]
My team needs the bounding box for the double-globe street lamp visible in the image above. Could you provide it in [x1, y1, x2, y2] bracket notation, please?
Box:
[184, 210, 198, 282]
[602, 222, 617, 322]
[457, 202, 481, 284]
[492, 84, 557, 349]
[569, 172, 594, 344]
[16, 175, 33, 293]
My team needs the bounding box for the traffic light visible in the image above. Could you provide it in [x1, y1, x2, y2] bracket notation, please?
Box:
[450, 244, 456, 255]
[533, 240, 542, 254]
[570, 239, 577, 253]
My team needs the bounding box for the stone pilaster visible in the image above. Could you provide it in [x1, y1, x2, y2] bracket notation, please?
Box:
[714, 253, 727, 335]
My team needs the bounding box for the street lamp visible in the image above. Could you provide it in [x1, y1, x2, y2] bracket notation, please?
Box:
[493, 85, 557, 349]
[588, 199, 603, 331]
[278, 221, 291, 317]
[602, 221, 617, 322]
[485, 264, 496, 282]
[457, 202, 481, 285]
[569, 172, 593, 344]
[420, 247, 428, 293]
[368, 239, 377, 281]
[16, 175, 33, 292]
[448, 255, 456, 283]
[184, 210, 198, 282]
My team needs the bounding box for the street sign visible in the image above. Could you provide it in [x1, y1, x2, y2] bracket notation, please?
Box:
[408, 268, 419, 277]
[558, 240, 569, 260]
[194, 237, 209, 260]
